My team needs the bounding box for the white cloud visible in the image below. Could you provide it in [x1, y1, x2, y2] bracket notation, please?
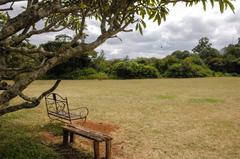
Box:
[96, 1, 240, 59]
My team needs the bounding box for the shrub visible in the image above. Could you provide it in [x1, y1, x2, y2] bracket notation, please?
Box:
[87, 72, 109, 80]
[154, 59, 168, 74]
[207, 57, 225, 72]
[69, 68, 97, 79]
[213, 72, 225, 77]
[172, 50, 191, 59]
[183, 55, 205, 66]
[69, 68, 109, 79]
[199, 47, 221, 61]
[111, 62, 136, 79]
[112, 62, 159, 79]
[165, 63, 212, 78]
[154, 56, 179, 74]
[137, 65, 159, 78]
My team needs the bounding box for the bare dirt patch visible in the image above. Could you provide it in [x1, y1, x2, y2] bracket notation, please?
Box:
[39, 131, 59, 145]
[72, 120, 120, 135]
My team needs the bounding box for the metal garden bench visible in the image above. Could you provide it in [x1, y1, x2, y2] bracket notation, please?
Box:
[45, 93, 89, 124]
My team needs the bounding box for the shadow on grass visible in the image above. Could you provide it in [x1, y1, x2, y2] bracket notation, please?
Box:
[54, 144, 93, 159]
[0, 120, 93, 159]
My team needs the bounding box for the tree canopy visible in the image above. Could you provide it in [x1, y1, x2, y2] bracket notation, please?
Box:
[0, 0, 235, 115]
[192, 37, 212, 53]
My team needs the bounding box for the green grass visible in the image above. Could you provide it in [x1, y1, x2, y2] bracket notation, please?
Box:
[40, 122, 64, 136]
[1, 77, 240, 159]
[0, 121, 60, 159]
[189, 98, 224, 104]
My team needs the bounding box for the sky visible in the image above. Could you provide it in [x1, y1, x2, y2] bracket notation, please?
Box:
[2, 1, 240, 59]
[97, 1, 240, 59]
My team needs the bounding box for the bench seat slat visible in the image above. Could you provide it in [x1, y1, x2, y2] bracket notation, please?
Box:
[62, 125, 112, 142]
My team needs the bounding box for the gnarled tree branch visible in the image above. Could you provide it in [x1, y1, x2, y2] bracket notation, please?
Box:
[0, 80, 61, 116]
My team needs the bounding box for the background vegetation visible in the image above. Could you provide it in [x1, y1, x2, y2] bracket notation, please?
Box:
[30, 36, 240, 79]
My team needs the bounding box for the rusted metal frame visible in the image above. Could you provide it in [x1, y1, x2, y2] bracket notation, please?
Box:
[49, 113, 69, 121]
[49, 115, 70, 123]
[48, 111, 84, 123]
[45, 97, 52, 120]
[45, 96, 69, 123]
[52, 93, 59, 112]
[70, 107, 89, 122]
[45, 93, 88, 124]
[65, 97, 72, 123]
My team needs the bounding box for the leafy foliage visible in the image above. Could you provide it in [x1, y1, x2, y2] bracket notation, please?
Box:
[199, 47, 221, 62]
[69, 68, 109, 79]
[192, 37, 212, 53]
[112, 61, 158, 79]
[165, 63, 213, 78]
[36, 36, 240, 79]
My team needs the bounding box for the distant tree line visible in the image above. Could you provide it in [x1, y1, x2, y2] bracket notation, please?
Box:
[37, 36, 240, 79]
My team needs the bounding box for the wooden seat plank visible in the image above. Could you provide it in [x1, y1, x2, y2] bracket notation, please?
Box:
[62, 125, 112, 142]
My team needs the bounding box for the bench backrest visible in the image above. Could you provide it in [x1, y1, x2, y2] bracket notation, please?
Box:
[45, 93, 70, 114]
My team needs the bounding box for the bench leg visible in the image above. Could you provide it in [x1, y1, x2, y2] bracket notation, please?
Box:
[93, 141, 100, 159]
[63, 130, 69, 146]
[106, 140, 112, 159]
[70, 132, 74, 143]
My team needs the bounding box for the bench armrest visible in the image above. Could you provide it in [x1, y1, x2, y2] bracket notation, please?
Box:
[70, 107, 89, 119]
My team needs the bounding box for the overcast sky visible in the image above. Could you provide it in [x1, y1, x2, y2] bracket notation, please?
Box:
[96, 2, 240, 59]
[3, 1, 240, 59]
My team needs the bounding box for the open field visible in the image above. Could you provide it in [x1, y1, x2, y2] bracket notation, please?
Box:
[1, 77, 240, 159]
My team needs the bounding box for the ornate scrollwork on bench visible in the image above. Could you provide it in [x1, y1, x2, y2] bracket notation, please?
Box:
[45, 93, 89, 124]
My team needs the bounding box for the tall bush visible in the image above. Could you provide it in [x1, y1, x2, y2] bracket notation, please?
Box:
[165, 62, 212, 78]
[112, 62, 158, 79]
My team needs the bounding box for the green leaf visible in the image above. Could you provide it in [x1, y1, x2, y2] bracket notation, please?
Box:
[172, 1, 177, 6]
[225, 0, 235, 13]
[202, 0, 206, 11]
[0, 13, 7, 22]
[79, 3, 87, 9]
[140, 9, 146, 19]
[219, 0, 224, 13]
[141, 20, 146, 28]
[154, 13, 161, 25]
[210, 0, 214, 8]
[139, 24, 143, 35]
[149, 10, 156, 20]
[135, 23, 139, 31]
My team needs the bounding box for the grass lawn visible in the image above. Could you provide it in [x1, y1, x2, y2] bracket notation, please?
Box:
[0, 77, 240, 159]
